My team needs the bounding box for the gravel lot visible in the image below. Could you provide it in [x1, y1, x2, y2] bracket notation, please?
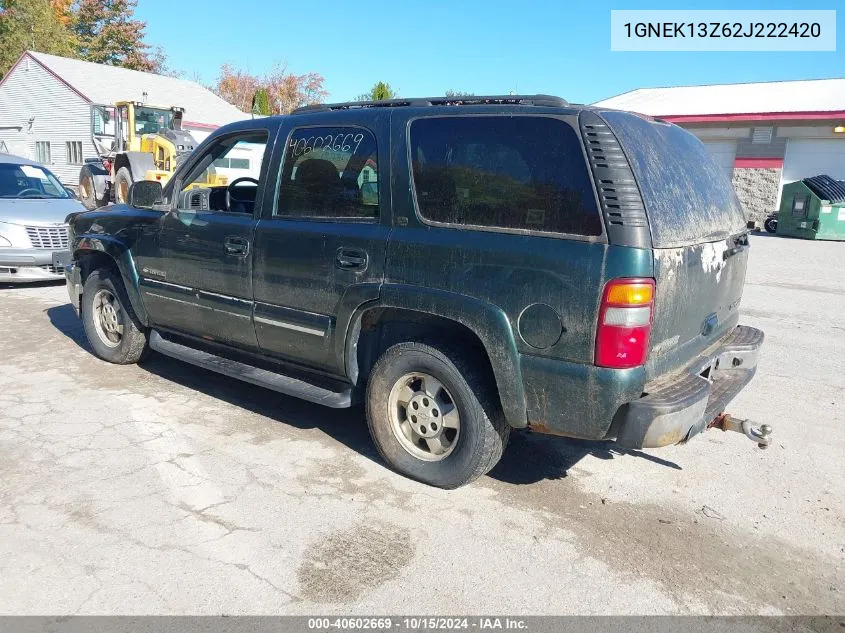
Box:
[0, 234, 842, 615]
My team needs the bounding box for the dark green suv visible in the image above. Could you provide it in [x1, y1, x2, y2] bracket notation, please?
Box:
[64, 95, 766, 488]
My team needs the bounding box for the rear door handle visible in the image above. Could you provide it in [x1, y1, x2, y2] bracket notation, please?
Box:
[224, 236, 249, 256]
[335, 247, 368, 271]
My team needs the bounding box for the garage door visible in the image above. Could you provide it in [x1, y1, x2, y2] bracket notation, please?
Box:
[783, 139, 845, 183]
[702, 140, 737, 179]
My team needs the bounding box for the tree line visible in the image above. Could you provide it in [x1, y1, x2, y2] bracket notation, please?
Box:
[0, 0, 165, 75]
[1, 0, 473, 115]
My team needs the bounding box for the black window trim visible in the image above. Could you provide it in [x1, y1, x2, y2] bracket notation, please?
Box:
[272, 123, 381, 224]
[405, 113, 607, 243]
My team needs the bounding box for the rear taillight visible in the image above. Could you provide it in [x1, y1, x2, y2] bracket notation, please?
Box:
[595, 278, 655, 369]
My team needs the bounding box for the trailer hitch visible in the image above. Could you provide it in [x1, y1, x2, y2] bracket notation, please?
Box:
[709, 413, 772, 449]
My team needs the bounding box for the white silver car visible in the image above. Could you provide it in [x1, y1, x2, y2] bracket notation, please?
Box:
[0, 154, 86, 283]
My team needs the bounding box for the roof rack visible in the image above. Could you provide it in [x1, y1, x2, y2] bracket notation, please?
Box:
[293, 94, 568, 114]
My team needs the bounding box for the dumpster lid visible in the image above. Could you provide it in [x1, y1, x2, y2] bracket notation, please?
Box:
[802, 175, 845, 203]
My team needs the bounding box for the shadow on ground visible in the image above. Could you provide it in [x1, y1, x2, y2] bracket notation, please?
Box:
[490, 431, 681, 485]
[46, 303, 90, 352]
[46, 302, 681, 485]
[0, 280, 66, 290]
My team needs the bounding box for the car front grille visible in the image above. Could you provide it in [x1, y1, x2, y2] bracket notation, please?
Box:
[26, 225, 69, 249]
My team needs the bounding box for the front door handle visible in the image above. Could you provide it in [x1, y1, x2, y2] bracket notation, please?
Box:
[335, 247, 368, 271]
[224, 236, 249, 257]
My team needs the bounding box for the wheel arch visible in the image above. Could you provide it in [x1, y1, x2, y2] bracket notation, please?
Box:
[72, 241, 149, 326]
[119, 152, 156, 182]
[344, 287, 527, 428]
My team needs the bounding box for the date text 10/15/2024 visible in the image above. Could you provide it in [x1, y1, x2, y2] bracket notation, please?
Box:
[307, 617, 529, 631]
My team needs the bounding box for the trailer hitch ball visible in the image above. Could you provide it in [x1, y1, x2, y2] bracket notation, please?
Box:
[757, 424, 773, 449]
[709, 414, 773, 449]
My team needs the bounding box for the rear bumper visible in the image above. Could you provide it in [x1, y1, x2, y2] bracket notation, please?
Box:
[614, 325, 764, 449]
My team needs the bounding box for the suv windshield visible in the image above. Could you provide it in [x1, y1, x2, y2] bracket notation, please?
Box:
[0, 163, 69, 199]
[134, 107, 173, 135]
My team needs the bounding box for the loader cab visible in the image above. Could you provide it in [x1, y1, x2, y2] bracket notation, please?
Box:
[91, 102, 181, 154]
[117, 101, 174, 152]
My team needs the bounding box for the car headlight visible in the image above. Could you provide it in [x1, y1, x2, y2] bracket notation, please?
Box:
[0, 234, 11, 247]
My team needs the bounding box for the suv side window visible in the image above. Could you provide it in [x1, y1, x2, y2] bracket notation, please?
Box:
[276, 126, 379, 220]
[409, 116, 601, 236]
[176, 131, 268, 214]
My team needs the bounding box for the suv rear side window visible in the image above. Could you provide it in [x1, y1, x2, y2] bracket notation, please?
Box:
[276, 126, 379, 220]
[409, 116, 601, 236]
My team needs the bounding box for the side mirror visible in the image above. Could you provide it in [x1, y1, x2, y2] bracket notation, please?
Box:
[746, 220, 757, 230]
[128, 180, 164, 209]
[64, 186, 78, 199]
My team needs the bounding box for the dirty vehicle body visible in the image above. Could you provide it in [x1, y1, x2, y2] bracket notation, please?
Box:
[64, 95, 766, 488]
[78, 100, 225, 210]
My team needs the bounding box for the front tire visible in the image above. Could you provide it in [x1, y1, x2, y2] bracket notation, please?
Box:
[81, 268, 148, 364]
[366, 342, 509, 489]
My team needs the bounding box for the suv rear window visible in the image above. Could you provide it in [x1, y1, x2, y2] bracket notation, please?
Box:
[410, 116, 602, 236]
[601, 111, 747, 248]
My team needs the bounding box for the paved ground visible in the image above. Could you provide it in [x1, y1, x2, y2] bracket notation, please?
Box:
[0, 234, 842, 615]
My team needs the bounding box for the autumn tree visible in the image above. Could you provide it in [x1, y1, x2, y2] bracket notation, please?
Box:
[214, 62, 327, 115]
[445, 90, 474, 98]
[0, 0, 76, 77]
[72, 0, 165, 72]
[50, 0, 72, 24]
[356, 81, 396, 102]
[214, 64, 259, 112]
[265, 63, 327, 114]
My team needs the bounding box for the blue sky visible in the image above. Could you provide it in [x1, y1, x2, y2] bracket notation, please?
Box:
[135, 0, 843, 104]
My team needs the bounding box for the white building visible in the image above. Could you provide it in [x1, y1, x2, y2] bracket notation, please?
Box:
[595, 78, 845, 222]
[0, 51, 250, 185]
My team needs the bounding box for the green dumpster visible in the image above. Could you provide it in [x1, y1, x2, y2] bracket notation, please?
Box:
[777, 175, 845, 241]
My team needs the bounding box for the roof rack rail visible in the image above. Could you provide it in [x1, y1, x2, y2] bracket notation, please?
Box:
[293, 94, 568, 114]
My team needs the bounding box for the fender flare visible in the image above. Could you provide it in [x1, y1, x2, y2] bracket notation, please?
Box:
[117, 152, 156, 182]
[79, 162, 109, 200]
[73, 235, 149, 326]
[342, 284, 527, 428]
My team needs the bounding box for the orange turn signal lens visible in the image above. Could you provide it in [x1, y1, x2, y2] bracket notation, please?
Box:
[606, 282, 654, 305]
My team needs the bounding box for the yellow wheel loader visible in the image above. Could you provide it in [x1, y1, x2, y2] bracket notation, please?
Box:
[78, 101, 227, 210]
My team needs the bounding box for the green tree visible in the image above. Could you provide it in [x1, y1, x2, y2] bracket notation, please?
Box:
[356, 81, 396, 102]
[252, 87, 271, 115]
[72, 0, 164, 72]
[0, 0, 76, 78]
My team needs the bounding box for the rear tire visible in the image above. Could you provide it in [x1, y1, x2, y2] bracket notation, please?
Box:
[78, 165, 109, 210]
[113, 167, 133, 205]
[366, 341, 509, 489]
[81, 268, 148, 364]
